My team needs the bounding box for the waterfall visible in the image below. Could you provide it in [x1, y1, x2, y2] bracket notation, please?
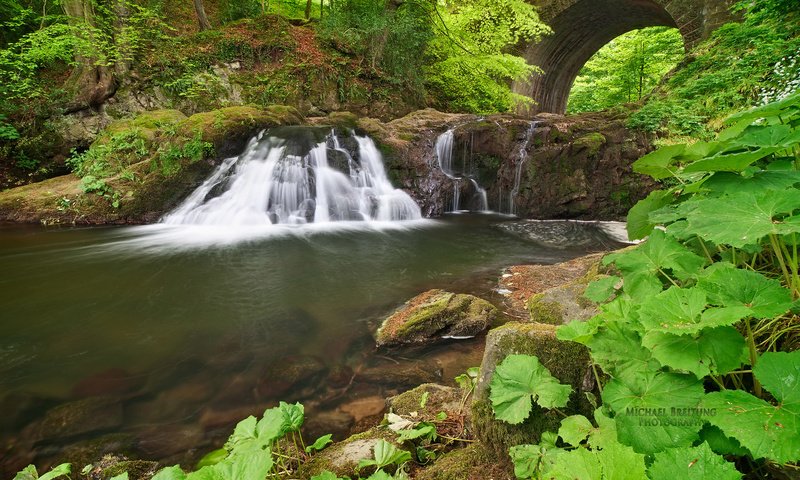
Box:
[434, 129, 461, 211]
[509, 121, 537, 216]
[161, 127, 421, 226]
[469, 178, 489, 212]
[434, 128, 491, 213]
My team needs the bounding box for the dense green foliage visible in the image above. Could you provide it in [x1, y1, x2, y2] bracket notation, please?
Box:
[484, 92, 800, 479]
[568, 27, 684, 114]
[319, 0, 549, 113]
[628, 2, 800, 138]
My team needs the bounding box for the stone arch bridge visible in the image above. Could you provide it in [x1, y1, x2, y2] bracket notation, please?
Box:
[515, 0, 737, 114]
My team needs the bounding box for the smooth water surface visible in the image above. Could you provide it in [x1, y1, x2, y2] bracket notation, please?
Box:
[0, 215, 623, 473]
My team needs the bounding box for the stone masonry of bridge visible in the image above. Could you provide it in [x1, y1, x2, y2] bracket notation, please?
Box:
[514, 0, 738, 114]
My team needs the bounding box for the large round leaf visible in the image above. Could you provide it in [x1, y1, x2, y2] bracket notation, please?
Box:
[489, 354, 572, 424]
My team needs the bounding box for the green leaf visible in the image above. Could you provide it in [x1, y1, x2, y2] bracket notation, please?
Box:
[38, 464, 71, 480]
[642, 327, 748, 378]
[306, 434, 333, 453]
[310, 471, 347, 480]
[648, 442, 742, 480]
[184, 467, 224, 480]
[699, 425, 750, 457]
[627, 189, 674, 240]
[509, 444, 555, 479]
[698, 263, 792, 318]
[227, 447, 273, 480]
[358, 440, 412, 470]
[682, 148, 781, 174]
[364, 470, 393, 480]
[583, 275, 620, 303]
[152, 466, 187, 480]
[685, 189, 800, 248]
[605, 229, 705, 298]
[701, 351, 800, 463]
[197, 449, 227, 468]
[703, 170, 800, 196]
[256, 406, 285, 443]
[639, 287, 751, 335]
[545, 448, 602, 479]
[584, 320, 660, 382]
[602, 371, 704, 454]
[13, 465, 38, 480]
[633, 144, 685, 180]
[108, 474, 128, 480]
[489, 354, 572, 424]
[227, 415, 257, 447]
[396, 424, 436, 442]
[556, 315, 603, 344]
[558, 415, 593, 447]
[279, 401, 304, 433]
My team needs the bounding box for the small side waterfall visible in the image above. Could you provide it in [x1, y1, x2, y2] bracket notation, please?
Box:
[162, 127, 421, 226]
[508, 121, 537, 216]
[435, 129, 461, 212]
[434, 128, 490, 213]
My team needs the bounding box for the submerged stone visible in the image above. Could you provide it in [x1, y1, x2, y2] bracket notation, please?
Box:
[26, 397, 123, 443]
[376, 290, 497, 347]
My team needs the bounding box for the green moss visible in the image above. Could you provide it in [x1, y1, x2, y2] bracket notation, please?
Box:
[415, 443, 507, 480]
[526, 293, 564, 325]
[573, 132, 607, 156]
[100, 460, 159, 480]
[99, 110, 187, 143]
[388, 384, 462, 420]
[298, 427, 400, 478]
[324, 111, 359, 129]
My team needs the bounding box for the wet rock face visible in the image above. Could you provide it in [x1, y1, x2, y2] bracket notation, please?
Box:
[370, 109, 656, 220]
[375, 289, 497, 348]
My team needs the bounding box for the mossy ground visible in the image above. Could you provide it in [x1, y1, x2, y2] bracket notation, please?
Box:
[0, 105, 302, 224]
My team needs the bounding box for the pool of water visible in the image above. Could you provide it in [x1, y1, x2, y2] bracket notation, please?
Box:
[0, 214, 622, 474]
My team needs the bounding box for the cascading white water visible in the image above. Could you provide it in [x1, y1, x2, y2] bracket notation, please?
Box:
[435, 129, 461, 211]
[434, 128, 491, 212]
[161, 128, 421, 226]
[469, 178, 489, 212]
[509, 121, 537, 216]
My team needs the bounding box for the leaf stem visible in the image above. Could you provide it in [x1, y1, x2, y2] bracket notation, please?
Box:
[769, 234, 793, 295]
[745, 318, 762, 398]
[591, 363, 604, 394]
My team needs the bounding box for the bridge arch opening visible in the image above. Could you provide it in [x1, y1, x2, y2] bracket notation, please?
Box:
[514, 0, 700, 114]
[566, 26, 684, 113]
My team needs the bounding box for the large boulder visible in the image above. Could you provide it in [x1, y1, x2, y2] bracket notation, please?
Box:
[471, 322, 595, 459]
[375, 290, 497, 347]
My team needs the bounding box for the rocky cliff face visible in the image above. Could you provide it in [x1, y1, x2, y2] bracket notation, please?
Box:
[360, 108, 656, 221]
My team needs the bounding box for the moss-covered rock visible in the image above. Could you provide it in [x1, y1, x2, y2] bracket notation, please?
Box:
[0, 105, 303, 225]
[388, 384, 464, 420]
[526, 278, 600, 325]
[178, 105, 303, 156]
[414, 443, 513, 480]
[297, 427, 401, 479]
[376, 290, 497, 348]
[471, 322, 595, 459]
[573, 132, 607, 156]
[99, 110, 187, 142]
[99, 460, 160, 480]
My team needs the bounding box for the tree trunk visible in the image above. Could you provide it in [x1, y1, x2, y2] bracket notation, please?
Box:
[194, 0, 212, 31]
[305, 0, 312, 19]
[62, 0, 116, 111]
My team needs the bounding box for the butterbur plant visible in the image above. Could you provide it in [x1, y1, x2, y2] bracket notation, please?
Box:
[545, 91, 800, 477]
